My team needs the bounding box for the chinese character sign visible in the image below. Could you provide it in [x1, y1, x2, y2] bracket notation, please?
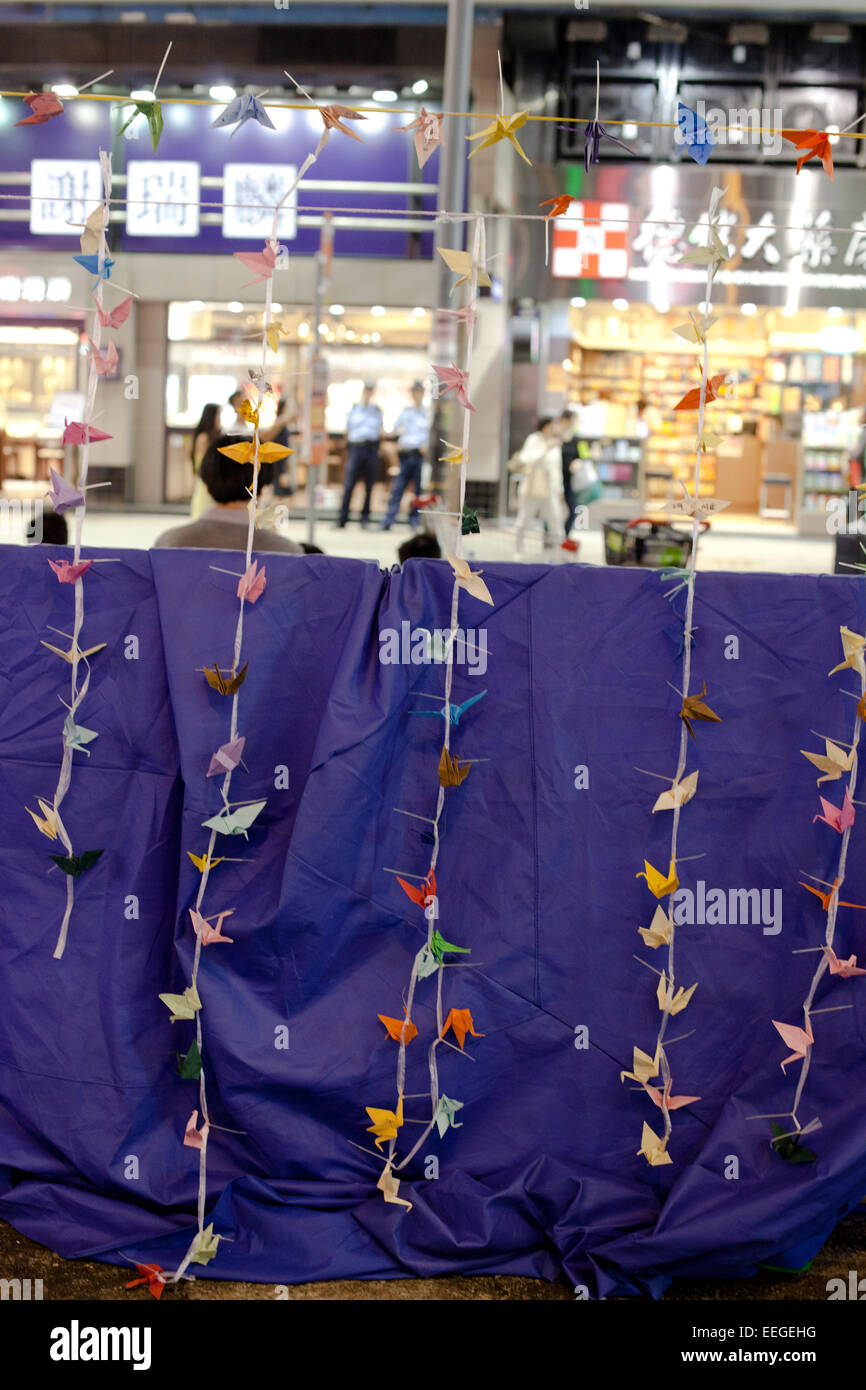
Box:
[126, 162, 201, 238]
[222, 164, 298, 241]
[29, 160, 103, 236]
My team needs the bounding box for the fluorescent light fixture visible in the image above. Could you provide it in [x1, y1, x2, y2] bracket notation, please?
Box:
[298, 322, 310, 337]
[370, 304, 386, 316]
[227, 301, 243, 313]
[817, 325, 863, 353]
[828, 305, 843, 317]
[329, 303, 345, 315]
[626, 41, 641, 61]
[622, 123, 639, 139]
[373, 90, 398, 103]
[51, 83, 79, 98]
[826, 124, 840, 146]
[562, 358, 573, 372]
[570, 296, 586, 308]
[612, 297, 628, 310]
[271, 302, 282, 314]
[741, 302, 757, 315]
[188, 300, 205, 310]
[371, 331, 381, 342]
[130, 89, 155, 102]
[411, 306, 427, 317]
[732, 44, 747, 63]
[317, 323, 328, 334]
[412, 79, 429, 96]
[209, 85, 236, 103]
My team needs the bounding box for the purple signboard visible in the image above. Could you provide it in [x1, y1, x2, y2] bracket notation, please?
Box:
[0, 97, 439, 259]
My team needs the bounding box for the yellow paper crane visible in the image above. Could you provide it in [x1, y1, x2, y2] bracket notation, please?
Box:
[218, 439, 293, 466]
[638, 1121, 673, 1166]
[636, 858, 679, 898]
[829, 626, 866, 681]
[638, 905, 673, 949]
[620, 1044, 661, 1085]
[466, 50, 532, 166]
[657, 973, 698, 1016]
[26, 797, 64, 841]
[437, 246, 492, 294]
[366, 1093, 404, 1151]
[439, 439, 468, 468]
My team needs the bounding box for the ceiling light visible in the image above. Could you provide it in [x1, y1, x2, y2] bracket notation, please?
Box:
[188, 300, 204, 310]
[622, 123, 638, 140]
[130, 89, 155, 102]
[741, 302, 757, 315]
[612, 297, 628, 310]
[412, 79, 429, 96]
[271, 302, 282, 314]
[562, 358, 573, 372]
[570, 296, 586, 308]
[298, 322, 310, 337]
[346, 329, 356, 340]
[370, 304, 386, 316]
[373, 90, 398, 103]
[732, 44, 747, 63]
[411, 306, 427, 317]
[317, 323, 328, 334]
[371, 331, 381, 342]
[51, 83, 79, 98]
[209, 85, 236, 103]
[626, 41, 641, 61]
[782, 306, 797, 318]
[227, 301, 243, 313]
[828, 305, 843, 317]
[826, 124, 840, 146]
[362, 333, 371, 343]
[329, 303, 345, 315]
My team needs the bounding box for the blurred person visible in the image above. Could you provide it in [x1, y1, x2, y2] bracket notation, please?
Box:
[190, 403, 222, 520]
[26, 510, 68, 544]
[299, 542, 325, 554]
[511, 416, 566, 558]
[381, 381, 429, 531]
[337, 383, 382, 529]
[152, 435, 302, 552]
[559, 408, 579, 534]
[397, 529, 441, 563]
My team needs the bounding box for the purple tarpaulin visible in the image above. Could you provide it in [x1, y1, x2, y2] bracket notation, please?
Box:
[1, 544, 865, 1296]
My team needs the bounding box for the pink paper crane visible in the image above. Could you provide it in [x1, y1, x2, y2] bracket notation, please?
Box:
[183, 1109, 210, 1149]
[825, 946, 866, 978]
[16, 92, 64, 126]
[48, 558, 93, 584]
[45, 468, 85, 514]
[438, 303, 478, 329]
[772, 1016, 814, 1072]
[189, 908, 235, 945]
[95, 294, 134, 329]
[644, 1078, 701, 1111]
[398, 108, 444, 169]
[813, 786, 855, 833]
[237, 560, 267, 603]
[206, 736, 246, 778]
[233, 242, 278, 285]
[62, 420, 112, 445]
[86, 337, 118, 377]
[433, 362, 475, 412]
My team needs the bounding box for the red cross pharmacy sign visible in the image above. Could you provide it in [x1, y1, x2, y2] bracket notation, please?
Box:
[551, 200, 629, 279]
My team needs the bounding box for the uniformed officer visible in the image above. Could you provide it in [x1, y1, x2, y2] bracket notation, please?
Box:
[337, 383, 383, 528]
[381, 381, 430, 531]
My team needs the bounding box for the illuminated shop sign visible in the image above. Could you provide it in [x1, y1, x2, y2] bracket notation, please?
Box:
[222, 163, 298, 241]
[29, 160, 102, 236]
[126, 161, 201, 238]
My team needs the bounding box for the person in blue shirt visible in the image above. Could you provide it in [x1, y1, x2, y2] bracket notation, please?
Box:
[337, 383, 383, 528]
[381, 381, 430, 531]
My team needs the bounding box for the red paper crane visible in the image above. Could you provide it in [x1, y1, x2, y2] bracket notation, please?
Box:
[396, 868, 436, 907]
[673, 373, 728, 412]
[125, 1263, 166, 1299]
[16, 92, 64, 126]
[782, 128, 834, 181]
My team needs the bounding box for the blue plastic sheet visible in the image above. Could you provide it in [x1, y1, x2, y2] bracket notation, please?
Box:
[1, 544, 865, 1297]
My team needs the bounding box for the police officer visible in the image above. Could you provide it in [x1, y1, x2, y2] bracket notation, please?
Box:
[337, 382, 383, 528]
[381, 381, 429, 531]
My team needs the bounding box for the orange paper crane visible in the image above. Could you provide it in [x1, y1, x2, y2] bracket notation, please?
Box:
[397, 868, 436, 906]
[680, 682, 722, 741]
[125, 1263, 166, 1300]
[378, 1011, 419, 1044]
[799, 877, 866, 913]
[440, 1007, 484, 1050]
[674, 373, 728, 412]
[539, 194, 573, 219]
[782, 128, 834, 181]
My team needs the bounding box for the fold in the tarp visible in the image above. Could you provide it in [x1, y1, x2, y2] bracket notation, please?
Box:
[0, 545, 864, 1296]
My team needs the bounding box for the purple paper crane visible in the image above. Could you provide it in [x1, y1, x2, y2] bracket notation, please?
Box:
[583, 119, 632, 172]
[45, 467, 84, 515]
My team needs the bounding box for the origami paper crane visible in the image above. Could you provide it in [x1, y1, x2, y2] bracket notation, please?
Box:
[825, 946, 866, 978]
[234, 242, 278, 285]
[638, 905, 673, 949]
[437, 246, 492, 295]
[378, 1012, 418, 1045]
[48, 558, 93, 584]
[467, 109, 531, 164]
[801, 738, 855, 785]
[434, 1095, 464, 1137]
[680, 682, 722, 740]
[399, 108, 444, 169]
[415, 944, 440, 979]
[187, 851, 242, 873]
[773, 1016, 814, 1072]
[638, 1121, 673, 1166]
[462, 507, 480, 535]
[63, 714, 98, 754]
[203, 661, 248, 694]
[447, 552, 493, 605]
[397, 868, 436, 907]
[207, 736, 246, 777]
[438, 303, 478, 329]
[677, 101, 715, 165]
[76, 206, 109, 255]
[174, 1040, 202, 1079]
[439, 440, 468, 468]
[674, 374, 728, 412]
[657, 973, 698, 1015]
[652, 770, 699, 813]
[125, 1263, 166, 1299]
[583, 119, 632, 171]
[189, 1224, 222, 1266]
[202, 799, 266, 838]
[26, 798, 64, 841]
[813, 787, 855, 833]
[433, 362, 475, 411]
[636, 858, 679, 898]
[190, 907, 235, 945]
[440, 1007, 484, 1049]
[410, 690, 487, 726]
[218, 439, 292, 466]
[679, 223, 731, 270]
[770, 1121, 817, 1165]
[316, 104, 366, 155]
[49, 848, 104, 877]
[438, 746, 472, 787]
[46, 467, 84, 514]
[375, 1162, 412, 1212]
[782, 127, 834, 180]
[183, 1109, 209, 1150]
[799, 877, 866, 913]
[539, 194, 573, 219]
[620, 1044, 660, 1085]
[238, 560, 267, 603]
[41, 638, 106, 664]
[431, 929, 470, 962]
[72, 254, 115, 280]
[265, 321, 290, 354]
[645, 1078, 700, 1111]
[828, 626, 866, 680]
[62, 420, 112, 445]
[117, 99, 164, 152]
[16, 92, 64, 126]
[366, 1094, 404, 1150]
[158, 983, 202, 1023]
[673, 311, 719, 344]
[667, 487, 730, 519]
[95, 294, 134, 328]
[86, 338, 118, 378]
[211, 93, 276, 135]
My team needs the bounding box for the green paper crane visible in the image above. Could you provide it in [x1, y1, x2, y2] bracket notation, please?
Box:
[174, 1040, 202, 1080]
[117, 99, 164, 151]
[771, 1122, 817, 1165]
[461, 507, 480, 536]
[431, 929, 471, 962]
